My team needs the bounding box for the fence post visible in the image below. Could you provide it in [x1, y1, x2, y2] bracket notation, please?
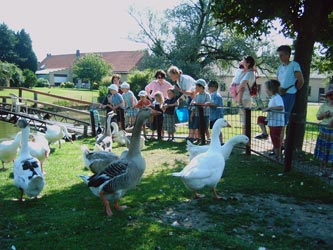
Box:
[156, 111, 162, 140]
[198, 106, 206, 145]
[245, 108, 251, 155]
[19, 88, 22, 102]
[284, 114, 296, 172]
[33, 92, 38, 109]
[90, 110, 96, 137]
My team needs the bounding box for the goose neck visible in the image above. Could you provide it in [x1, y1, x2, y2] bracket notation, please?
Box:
[20, 127, 30, 156]
[127, 113, 147, 156]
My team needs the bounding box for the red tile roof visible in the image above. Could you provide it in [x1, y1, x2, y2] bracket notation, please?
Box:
[38, 50, 145, 73]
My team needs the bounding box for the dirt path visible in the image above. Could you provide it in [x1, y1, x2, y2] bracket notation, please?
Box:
[158, 193, 333, 249]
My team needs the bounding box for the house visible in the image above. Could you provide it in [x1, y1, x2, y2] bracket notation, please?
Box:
[36, 50, 145, 87]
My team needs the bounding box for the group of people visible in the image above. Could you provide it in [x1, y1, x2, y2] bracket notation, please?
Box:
[101, 67, 224, 143]
[230, 46, 304, 161]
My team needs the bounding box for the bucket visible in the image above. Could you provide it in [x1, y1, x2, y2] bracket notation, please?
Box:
[176, 107, 189, 123]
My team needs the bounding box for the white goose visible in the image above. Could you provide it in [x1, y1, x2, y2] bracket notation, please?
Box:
[171, 118, 229, 199]
[95, 111, 116, 152]
[45, 123, 72, 148]
[0, 132, 21, 171]
[78, 107, 159, 216]
[81, 145, 119, 174]
[187, 135, 249, 161]
[28, 132, 50, 173]
[112, 122, 145, 150]
[14, 118, 45, 201]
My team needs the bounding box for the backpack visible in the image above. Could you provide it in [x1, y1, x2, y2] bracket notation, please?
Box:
[247, 81, 258, 97]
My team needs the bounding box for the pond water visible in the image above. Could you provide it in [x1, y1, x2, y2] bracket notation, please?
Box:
[0, 120, 20, 140]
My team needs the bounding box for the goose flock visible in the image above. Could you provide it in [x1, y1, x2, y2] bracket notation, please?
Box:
[1, 107, 248, 217]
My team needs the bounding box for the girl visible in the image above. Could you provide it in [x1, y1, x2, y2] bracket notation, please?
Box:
[102, 84, 125, 126]
[120, 82, 137, 128]
[162, 89, 179, 142]
[261, 80, 285, 161]
[314, 84, 333, 177]
[150, 91, 164, 139]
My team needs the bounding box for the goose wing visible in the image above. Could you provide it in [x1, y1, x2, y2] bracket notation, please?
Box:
[87, 160, 129, 192]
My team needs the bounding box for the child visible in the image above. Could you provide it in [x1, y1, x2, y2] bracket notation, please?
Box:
[190, 79, 211, 143]
[120, 82, 137, 128]
[162, 89, 179, 141]
[229, 62, 245, 102]
[207, 80, 224, 143]
[314, 84, 333, 177]
[135, 90, 151, 139]
[261, 79, 285, 160]
[102, 84, 125, 126]
[150, 91, 164, 139]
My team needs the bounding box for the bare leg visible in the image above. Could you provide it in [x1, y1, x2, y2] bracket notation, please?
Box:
[19, 188, 24, 202]
[258, 123, 268, 135]
[99, 191, 112, 216]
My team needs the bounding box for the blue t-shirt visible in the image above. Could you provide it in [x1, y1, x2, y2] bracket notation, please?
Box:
[209, 91, 223, 121]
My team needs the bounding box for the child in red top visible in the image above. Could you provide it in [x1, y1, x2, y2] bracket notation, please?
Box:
[135, 90, 151, 139]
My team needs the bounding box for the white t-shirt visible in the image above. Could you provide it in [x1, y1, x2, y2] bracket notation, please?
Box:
[277, 61, 301, 94]
[267, 94, 285, 126]
[240, 71, 255, 101]
[177, 74, 196, 95]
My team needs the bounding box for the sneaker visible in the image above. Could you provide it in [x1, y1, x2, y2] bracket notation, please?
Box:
[255, 134, 268, 139]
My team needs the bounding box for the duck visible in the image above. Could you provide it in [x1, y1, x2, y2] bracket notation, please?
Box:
[186, 134, 249, 161]
[78, 107, 159, 216]
[95, 111, 116, 152]
[0, 132, 21, 171]
[13, 118, 45, 201]
[112, 122, 145, 150]
[81, 144, 120, 174]
[28, 132, 50, 173]
[45, 123, 72, 148]
[171, 118, 229, 199]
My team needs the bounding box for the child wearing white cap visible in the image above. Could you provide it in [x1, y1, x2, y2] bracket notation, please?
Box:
[102, 83, 125, 126]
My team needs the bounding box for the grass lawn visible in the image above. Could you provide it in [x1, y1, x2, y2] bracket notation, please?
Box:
[1, 136, 333, 250]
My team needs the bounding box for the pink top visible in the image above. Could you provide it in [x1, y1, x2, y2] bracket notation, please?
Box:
[145, 80, 173, 99]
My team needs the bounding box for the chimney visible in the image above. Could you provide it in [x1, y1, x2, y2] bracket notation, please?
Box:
[76, 49, 80, 58]
[47, 53, 51, 57]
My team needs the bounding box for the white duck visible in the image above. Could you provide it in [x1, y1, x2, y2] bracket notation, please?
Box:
[171, 118, 229, 199]
[45, 124, 72, 148]
[14, 118, 45, 201]
[81, 145, 120, 174]
[187, 135, 249, 161]
[112, 122, 145, 150]
[0, 132, 21, 171]
[28, 132, 50, 173]
[78, 107, 159, 216]
[95, 111, 116, 152]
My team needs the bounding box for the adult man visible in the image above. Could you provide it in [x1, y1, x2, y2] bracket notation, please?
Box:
[276, 45, 304, 123]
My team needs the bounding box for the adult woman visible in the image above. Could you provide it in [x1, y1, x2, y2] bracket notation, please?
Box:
[167, 65, 196, 140]
[237, 56, 256, 134]
[111, 74, 123, 94]
[145, 70, 173, 100]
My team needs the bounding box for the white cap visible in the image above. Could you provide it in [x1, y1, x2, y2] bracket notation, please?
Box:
[138, 90, 147, 97]
[108, 84, 118, 92]
[195, 79, 207, 87]
[120, 82, 130, 89]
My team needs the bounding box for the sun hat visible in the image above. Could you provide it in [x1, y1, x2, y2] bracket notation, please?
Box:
[120, 82, 130, 89]
[138, 90, 147, 97]
[195, 79, 207, 87]
[108, 84, 118, 92]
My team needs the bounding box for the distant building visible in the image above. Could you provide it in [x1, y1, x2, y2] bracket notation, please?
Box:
[36, 50, 145, 87]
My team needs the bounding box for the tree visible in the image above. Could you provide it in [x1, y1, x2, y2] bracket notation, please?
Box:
[72, 54, 111, 89]
[126, 69, 155, 95]
[22, 69, 37, 88]
[0, 23, 17, 63]
[0, 61, 24, 87]
[14, 29, 38, 72]
[212, 0, 333, 149]
[130, 0, 272, 79]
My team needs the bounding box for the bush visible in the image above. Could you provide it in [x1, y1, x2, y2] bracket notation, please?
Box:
[36, 78, 50, 87]
[60, 81, 75, 88]
[98, 85, 108, 103]
[101, 76, 112, 87]
[22, 69, 37, 88]
[126, 69, 155, 95]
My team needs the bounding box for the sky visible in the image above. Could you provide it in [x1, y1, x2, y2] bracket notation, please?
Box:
[0, 0, 183, 61]
[0, 0, 291, 62]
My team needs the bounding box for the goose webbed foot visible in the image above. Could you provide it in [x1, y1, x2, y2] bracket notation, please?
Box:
[114, 201, 127, 211]
[194, 192, 205, 199]
[212, 188, 227, 201]
[99, 191, 113, 216]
